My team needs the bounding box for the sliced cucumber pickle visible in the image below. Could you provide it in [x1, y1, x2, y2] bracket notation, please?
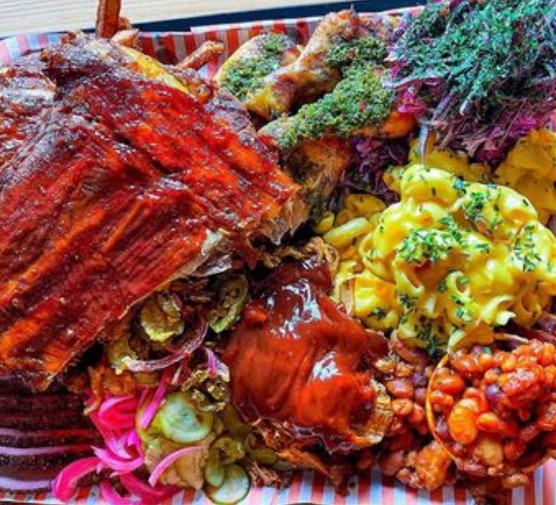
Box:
[212, 436, 245, 465]
[245, 433, 278, 465]
[204, 454, 225, 488]
[206, 464, 250, 505]
[248, 446, 278, 465]
[153, 392, 214, 444]
[221, 405, 251, 438]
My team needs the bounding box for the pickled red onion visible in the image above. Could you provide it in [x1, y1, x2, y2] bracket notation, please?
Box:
[54, 364, 189, 504]
[205, 346, 230, 380]
[92, 447, 144, 473]
[122, 320, 207, 373]
[138, 368, 170, 430]
[148, 445, 208, 487]
[97, 395, 138, 428]
[52, 456, 102, 502]
[120, 473, 178, 503]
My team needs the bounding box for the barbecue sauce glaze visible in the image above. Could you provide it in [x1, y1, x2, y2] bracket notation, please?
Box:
[223, 259, 387, 451]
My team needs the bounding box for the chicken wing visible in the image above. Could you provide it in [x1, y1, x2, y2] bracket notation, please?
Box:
[245, 10, 365, 119]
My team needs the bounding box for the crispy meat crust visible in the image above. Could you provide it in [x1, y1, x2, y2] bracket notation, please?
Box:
[0, 36, 298, 390]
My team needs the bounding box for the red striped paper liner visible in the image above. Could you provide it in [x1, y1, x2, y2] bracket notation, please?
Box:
[0, 464, 553, 504]
[0, 7, 555, 505]
[0, 9, 421, 70]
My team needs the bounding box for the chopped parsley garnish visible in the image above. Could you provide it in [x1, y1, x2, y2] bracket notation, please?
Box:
[276, 67, 393, 150]
[463, 191, 487, 223]
[474, 242, 491, 253]
[438, 279, 448, 293]
[220, 33, 291, 101]
[398, 226, 465, 265]
[399, 293, 416, 309]
[452, 177, 468, 195]
[370, 307, 388, 320]
[391, 0, 556, 161]
[271, 32, 392, 150]
[462, 188, 504, 233]
[451, 294, 465, 306]
[414, 319, 443, 358]
[514, 224, 544, 272]
[519, 251, 542, 272]
[326, 34, 387, 72]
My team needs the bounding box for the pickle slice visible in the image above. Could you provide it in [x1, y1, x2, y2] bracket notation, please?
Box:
[153, 392, 214, 444]
[205, 464, 250, 505]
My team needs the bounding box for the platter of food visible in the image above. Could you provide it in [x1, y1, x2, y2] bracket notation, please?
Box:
[0, 0, 555, 504]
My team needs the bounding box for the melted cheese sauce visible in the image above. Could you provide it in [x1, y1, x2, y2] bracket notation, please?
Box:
[322, 165, 556, 351]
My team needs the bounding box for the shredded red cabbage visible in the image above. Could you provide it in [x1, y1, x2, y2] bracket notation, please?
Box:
[390, 0, 556, 164]
[331, 137, 408, 209]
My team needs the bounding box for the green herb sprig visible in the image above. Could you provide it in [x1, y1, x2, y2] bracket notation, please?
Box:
[391, 0, 556, 162]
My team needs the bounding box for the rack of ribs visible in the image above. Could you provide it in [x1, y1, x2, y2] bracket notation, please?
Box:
[0, 35, 300, 391]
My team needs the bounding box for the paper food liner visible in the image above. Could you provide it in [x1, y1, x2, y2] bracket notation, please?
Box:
[0, 7, 555, 505]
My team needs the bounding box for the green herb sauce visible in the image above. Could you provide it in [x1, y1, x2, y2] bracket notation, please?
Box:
[270, 33, 392, 150]
[220, 33, 291, 101]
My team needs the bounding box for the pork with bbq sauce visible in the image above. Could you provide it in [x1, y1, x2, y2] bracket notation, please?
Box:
[223, 257, 393, 487]
[0, 34, 304, 391]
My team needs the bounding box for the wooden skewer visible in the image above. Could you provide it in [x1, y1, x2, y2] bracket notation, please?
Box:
[118, 15, 132, 30]
[176, 40, 225, 70]
[96, 0, 122, 38]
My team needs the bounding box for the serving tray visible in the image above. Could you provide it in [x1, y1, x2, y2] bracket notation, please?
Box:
[0, 3, 553, 504]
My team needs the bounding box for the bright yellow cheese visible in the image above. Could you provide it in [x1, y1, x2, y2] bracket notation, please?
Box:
[495, 128, 556, 224]
[321, 164, 556, 352]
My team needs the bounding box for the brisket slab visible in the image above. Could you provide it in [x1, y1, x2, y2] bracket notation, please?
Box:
[0, 380, 97, 491]
[0, 56, 56, 169]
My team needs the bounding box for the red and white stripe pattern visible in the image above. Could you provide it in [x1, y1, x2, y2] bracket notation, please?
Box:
[0, 9, 421, 72]
[0, 465, 555, 504]
[0, 8, 555, 504]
